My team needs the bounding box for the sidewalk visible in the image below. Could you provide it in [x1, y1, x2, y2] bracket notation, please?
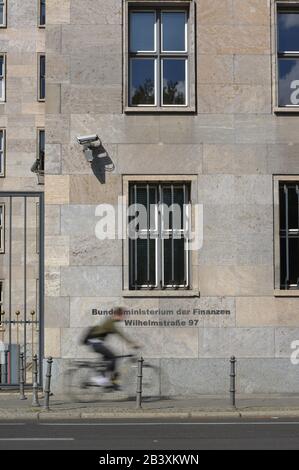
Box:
[1, 392, 299, 420]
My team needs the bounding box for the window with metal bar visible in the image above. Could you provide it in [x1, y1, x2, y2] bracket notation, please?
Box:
[0, 1, 6, 27]
[0, 280, 3, 330]
[279, 181, 299, 289]
[0, 55, 6, 102]
[129, 7, 189, 107]
[0, 204, 5, 254]
[0, 129, 5, 177]
[38, 55, 45, 101]
[277, 6, 299, 107]
[129, 182, 190, 290]
[39, 0, 46, 27]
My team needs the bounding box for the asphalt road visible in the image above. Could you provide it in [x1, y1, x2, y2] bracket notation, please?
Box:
[0, 418, 299, 450]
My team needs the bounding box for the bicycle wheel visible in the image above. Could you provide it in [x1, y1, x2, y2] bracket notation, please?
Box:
[66, 365, 109, 403]
[120, 359, 160, 399]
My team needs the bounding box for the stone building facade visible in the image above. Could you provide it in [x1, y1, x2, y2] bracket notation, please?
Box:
[2, 0, 299, 395]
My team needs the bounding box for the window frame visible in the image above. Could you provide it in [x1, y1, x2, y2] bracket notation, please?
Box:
[129, 182, 190, 290]
[0, 203, 5, 254]
[38, 54, 45, 102]
[122, 175, 199, 297]
[38, 0, 46, 28]
[0, 54, 6, 103]
[274, 175, 299, 296]
[124, 0, 196, 113]
[0, 0, 7, 28]
[0, 128, 6, 177]
[274, 1, 299, 111]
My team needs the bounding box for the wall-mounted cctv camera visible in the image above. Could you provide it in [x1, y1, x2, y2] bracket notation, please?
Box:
[77, 134, 102, 163]
[77, 135, 101, 147]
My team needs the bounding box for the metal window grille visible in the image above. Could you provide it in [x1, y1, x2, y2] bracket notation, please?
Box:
[0, 129, 5, 176]
[279, 181, 299, 289]
[128, 7, 189, 107]
[129, 182, 191, 290]
[39, 55, 45, 101]
[0, 55, 6, 101]
[0, 203, 4, 253]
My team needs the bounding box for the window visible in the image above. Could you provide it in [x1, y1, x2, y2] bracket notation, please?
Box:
[0, 129, 5, 177]
[0, 204, 5, 253]
[0, 1, 6, 27]
[38, 129, 45, 174]
[128, 7, 189, 108]
[279, 181, 299, 289]
[129, 182, 190, 290]
[0, 54, 6, 102]
[39, 0, 46, 27]
[0, 281, 3, 329]
[38, 55, 45, 101]
[277, 6, 299, 107]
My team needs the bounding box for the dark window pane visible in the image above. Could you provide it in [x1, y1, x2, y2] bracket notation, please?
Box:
[288, 185, 299, 229]
[163, 59, 186, 105]
[0, 5, 4, 25]
[280, 235, 287, 288]
[279, 183, 286, 231]
[162, 12, 186, 51]
[0, 56, 3, 76]
[40, 0, 46, 25]
[130, 238, 156, 287]
[288, 237, 299, 287]
[130, 59, 155, 105]
[130, 12, 155, 52]
[39, 130, 45, 172]
[40, 56, 45, 100]
[278, 12, 299, 52]
[163, 237, 186, 285]
[278, 58, 299, 106]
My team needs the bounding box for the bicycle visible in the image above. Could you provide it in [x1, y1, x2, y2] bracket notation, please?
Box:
[65, 354, 160, 403]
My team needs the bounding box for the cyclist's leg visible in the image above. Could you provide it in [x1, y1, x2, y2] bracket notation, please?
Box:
[89, 340, 116, 386]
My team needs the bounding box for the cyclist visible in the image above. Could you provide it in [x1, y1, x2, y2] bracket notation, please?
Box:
[83, 307, 139, 387]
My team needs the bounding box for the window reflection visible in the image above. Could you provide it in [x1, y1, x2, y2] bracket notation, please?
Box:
[162, 12, 186, 51]
[163, 59, 186, 105]
[278, 12, 299, 52]
[278, 58, 299, 106]
[130, 59, 155, 105]
[130, 12, 156, 52]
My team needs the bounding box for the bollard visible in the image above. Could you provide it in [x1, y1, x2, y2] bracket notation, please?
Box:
[136, 356, 144, 409]
[4, 350, 8, 384]
[44, 356, 53, 411]
[32, 354, 40, 407]
[19, 352, 27, 400]
[230, 356, 236, 408]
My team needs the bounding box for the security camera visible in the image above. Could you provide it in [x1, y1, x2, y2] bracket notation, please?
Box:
[77, 134, 102, 163]
[77, 135, 101, 146]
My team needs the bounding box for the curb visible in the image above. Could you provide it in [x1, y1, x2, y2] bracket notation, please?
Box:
[1, 408, 299, 421]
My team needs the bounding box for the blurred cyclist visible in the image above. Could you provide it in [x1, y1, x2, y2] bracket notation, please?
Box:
[82, 307, 139, 387]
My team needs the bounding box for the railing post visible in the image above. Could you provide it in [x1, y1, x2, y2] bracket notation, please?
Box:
[136, 356, 144, 409]
[44, 356, 53, 411]
[32, 354, 40, 407]
[19, 352, 27, 400]
[4, 350, 8, 384]
[230, 356, 236, 408]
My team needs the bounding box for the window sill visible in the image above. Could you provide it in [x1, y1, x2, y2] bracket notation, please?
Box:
[122, 289, 200, 298]
[274, 106, 299, 114]
[124, 106, 196, 114]
[274, 289, 299, 297]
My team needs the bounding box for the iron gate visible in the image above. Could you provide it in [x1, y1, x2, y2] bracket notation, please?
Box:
[0, 192, 44, 387]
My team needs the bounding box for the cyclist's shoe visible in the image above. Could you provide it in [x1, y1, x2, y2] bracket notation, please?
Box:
[90, 376, 112, 387]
